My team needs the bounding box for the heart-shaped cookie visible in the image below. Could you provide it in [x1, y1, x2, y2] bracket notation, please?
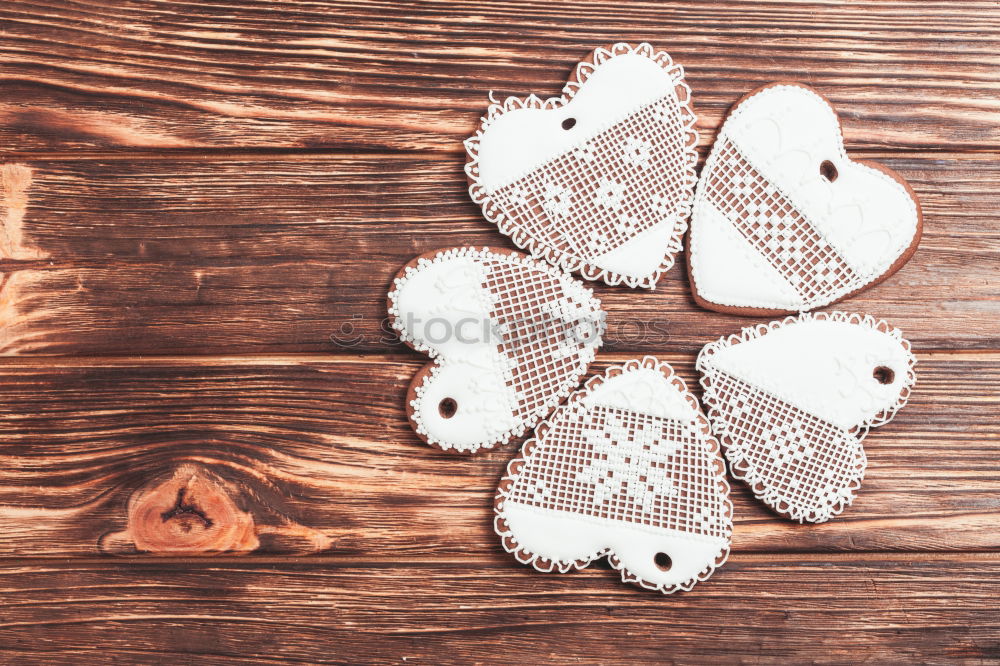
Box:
[689, 83, 921, 314]
[388, 247, 605, 454]
[465, 42, 699, 289]
[495, 357, 732, 593]
[697, 312, 916, 523]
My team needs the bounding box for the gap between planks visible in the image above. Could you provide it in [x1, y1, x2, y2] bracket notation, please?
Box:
[0, 349, 994, 367]
[1, 148, 999, 162]
[0, 551, 998, 568]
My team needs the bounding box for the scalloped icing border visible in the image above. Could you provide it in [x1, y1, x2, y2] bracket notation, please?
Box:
[464, 42, 699, 290]
[387, 246, 606, 454]
[695, 311, 917, 522]
[494, 355, 734, 593]
[688, 82, 923, 314]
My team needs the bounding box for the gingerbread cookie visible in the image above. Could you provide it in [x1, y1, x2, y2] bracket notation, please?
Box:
[388, 247, 605, 454]
[689, 83, 921, 315]
[465, 42, 699, 289]
[697, 312, 916, 523]
[495, 357, 732, 593]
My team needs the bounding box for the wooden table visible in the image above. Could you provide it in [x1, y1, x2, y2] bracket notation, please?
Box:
[1, 2, 998, 662]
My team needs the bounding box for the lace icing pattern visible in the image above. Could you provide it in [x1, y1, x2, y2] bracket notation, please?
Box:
[495, 357, 733, 593]
[703, 139, 859, 309]
[703, 370, 865, 523]
[697, 311, 917, 523]
[465, 43, 698, 289]
[505, 402, 730, 539]
[483, 257, 604, 424]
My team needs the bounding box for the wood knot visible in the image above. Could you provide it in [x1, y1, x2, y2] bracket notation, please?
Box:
[1, 164, 32, 211]
[1, 163, 46, 260]
[103, 464, 259, 555]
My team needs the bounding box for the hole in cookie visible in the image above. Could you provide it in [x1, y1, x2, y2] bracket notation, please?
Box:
[654, 552, 672, 572]
[438, 397, 458, 419]
[873, 366, 895, 385]
[820, 160, 839, 183]
[561, 117, 577, 130]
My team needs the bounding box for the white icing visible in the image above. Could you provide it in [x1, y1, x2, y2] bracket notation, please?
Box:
[391, 255, 494, 359]
[475, 53, 678, 191]
[392, 255, 519, 449]
[501, 502, 728, 591]
[690, 201, 801, 310]
[700, 316, 916, 431]
[820, 162, 917, 274]
[583, 367, 696, 421]
[690, 83, 919, 311]
[411, 356, 519, 453]
[723, 87, 841, 179]
[591, 220, 674, 280]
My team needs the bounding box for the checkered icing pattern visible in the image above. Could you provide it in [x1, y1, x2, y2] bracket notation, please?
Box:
[505, 402, 729, 538]
[707, 370, 865, 522]
[703, 139, 859, 308]
[489, 95, 693, 264]
[484, 258, 602, 423]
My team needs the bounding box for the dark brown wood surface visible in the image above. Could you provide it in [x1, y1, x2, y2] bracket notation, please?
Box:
[0, 1, 998, 663]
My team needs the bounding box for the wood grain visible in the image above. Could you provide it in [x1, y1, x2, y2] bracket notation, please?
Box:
[0, 152, 996, 355]
[1, 1, 998, 661]
[1, 1, 999, 153]
[0, 556, 997, 663]
[0, 353, 995, 558]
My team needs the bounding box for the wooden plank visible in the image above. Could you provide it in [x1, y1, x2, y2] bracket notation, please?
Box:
[0, 152, 996, 355]
[0, 353, 996, 558]
[0, 2, 994, 660]
[1, 1, 999, 153]
[0, 555, 997, 662]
